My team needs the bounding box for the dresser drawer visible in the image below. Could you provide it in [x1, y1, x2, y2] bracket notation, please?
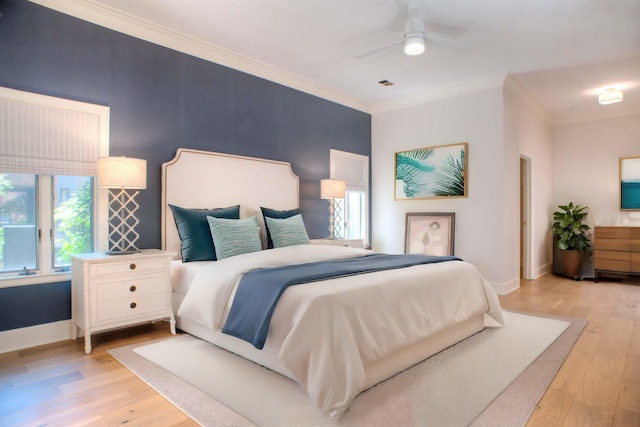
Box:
[90, 258, 167, 277]
[631, 253, 640, 273]
[595, 226, 630, 239]
[595, 258, 630, 272]
[631, 239, 640, 253]
[595, 250, 630, 262]
[95, 292, 167, 322]
[595, 239, 631, 251]
[96, 275, 167, 302]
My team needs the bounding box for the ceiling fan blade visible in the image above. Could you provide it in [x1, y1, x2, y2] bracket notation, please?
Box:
[424, 34, 473, 52]
[355, 39, 403, 60]
[424, 20, 470, 38]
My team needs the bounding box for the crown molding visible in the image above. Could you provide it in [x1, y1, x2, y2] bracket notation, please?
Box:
[554, 109, 640, 126]
[503, 75, 640, 126]
[24, 1, 521, 117]
[503, 74, 555, 125]
[25, 1, 543, 119]
[371, 75, 506, 114]
[28, 0, 372, 114]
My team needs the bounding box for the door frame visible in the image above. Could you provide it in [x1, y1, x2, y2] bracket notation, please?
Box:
[520, 155, 533, 280]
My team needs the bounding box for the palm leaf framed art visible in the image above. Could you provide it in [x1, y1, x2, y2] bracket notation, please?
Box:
[394, 142, 468, 200]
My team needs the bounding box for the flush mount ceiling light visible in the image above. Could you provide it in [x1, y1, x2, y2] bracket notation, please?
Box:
[598, 88, 623, 105]
[404, 31, 425, 56]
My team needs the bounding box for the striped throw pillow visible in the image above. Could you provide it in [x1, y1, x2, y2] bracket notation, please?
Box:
[264, 214, 310, 248]
[206, 216, 262, 260]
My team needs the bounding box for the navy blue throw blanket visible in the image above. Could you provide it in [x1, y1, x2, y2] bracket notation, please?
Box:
[222, 253, 462, 349]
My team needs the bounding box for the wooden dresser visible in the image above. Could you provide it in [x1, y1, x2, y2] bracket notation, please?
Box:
[593, 226, 640, 281]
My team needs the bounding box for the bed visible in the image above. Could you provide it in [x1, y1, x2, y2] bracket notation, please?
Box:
[161, 148, 504, 419]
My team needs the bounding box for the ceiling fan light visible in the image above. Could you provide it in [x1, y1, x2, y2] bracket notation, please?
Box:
[404, 35, 425, 56]
[598, 88, 623, 105]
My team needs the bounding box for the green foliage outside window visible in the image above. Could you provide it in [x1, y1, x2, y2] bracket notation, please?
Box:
[55, 180, 92, 264]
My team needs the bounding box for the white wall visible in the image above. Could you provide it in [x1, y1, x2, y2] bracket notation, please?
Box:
[372, 82, 638, 293]
[552, 113, 640, 229]
[372, 87, 514, 291]
[503, 81, 554, 279]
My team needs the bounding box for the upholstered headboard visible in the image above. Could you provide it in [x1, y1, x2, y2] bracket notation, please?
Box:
[161, 148, 300, 258]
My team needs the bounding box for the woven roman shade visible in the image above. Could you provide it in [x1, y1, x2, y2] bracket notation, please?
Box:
[330, 149, 368, 191]
[0, 87, 109, 176]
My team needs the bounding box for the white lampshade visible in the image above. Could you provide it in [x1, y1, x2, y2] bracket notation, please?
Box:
[404, 34, 425, 56]
[98, 156, 147, 189]
[598, 88, 623, 105]
[320, 179, 346, 199]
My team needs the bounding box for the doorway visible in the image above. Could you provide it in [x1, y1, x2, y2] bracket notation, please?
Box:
[520, 156, 532, 280]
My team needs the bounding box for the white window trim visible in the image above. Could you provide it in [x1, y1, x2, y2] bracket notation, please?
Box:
[0, 87, 110, 287]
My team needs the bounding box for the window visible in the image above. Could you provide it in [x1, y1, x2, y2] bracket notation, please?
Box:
[330, 149, 369, 245]
[0, 87, 109, 284]
[0, 174, 94, 275]
[0, 174, 36, 273]
[344, 190, 366, 239]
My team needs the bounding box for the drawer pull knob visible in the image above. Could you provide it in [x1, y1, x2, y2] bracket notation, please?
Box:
[130, 302, 137, 309]
[129, 285, 136, 292]
[129, 263, 136, 270]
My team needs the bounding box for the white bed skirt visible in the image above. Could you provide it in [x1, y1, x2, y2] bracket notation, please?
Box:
[172, 293, 485, 391]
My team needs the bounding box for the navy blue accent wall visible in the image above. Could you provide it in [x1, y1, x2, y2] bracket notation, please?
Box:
[0, 1, 371, 332]
[0, 281, 71, 331]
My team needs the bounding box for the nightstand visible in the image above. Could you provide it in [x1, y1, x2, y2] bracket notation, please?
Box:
[310, 238, 364, 249]
[71, 249, 176, 353]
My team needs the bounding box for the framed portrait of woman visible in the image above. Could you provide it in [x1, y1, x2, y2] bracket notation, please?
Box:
[404, 212, 455, 256]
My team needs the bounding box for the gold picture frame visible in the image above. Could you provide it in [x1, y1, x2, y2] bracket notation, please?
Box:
[395, 142, 467, 200]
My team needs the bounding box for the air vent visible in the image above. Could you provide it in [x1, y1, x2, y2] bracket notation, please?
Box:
[378, 80, 394, 87]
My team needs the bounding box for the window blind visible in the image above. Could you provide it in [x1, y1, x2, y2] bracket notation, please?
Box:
[331, 149, 369, 191]
[0, 87, 109, 176]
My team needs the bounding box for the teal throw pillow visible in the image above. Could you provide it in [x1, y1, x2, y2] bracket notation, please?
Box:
[264, 214, 310, 248]
[207, 216, 262, 260]
[261, 207, 301, 249]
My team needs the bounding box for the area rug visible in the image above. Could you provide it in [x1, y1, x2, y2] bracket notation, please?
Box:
[109, 311, 586, 427]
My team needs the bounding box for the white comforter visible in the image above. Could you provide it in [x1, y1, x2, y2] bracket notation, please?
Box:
[177, 245, 504, 418]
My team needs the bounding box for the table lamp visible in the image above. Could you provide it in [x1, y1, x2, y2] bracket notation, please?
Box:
[98, 156, 147, 254]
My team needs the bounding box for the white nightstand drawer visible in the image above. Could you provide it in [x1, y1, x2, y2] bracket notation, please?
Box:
[96, 275, 167, 302]
[95, 292, 167, 322]
[90, 258, 167, 277]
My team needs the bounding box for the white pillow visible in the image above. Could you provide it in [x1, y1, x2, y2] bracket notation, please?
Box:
[253, 207, 268, 250]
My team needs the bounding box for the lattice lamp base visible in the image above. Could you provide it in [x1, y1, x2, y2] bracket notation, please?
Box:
[107, 188, 141, 255]
[333, 198, 345, 239]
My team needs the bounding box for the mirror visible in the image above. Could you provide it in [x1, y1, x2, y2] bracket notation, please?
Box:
[620, 156, 640, 210]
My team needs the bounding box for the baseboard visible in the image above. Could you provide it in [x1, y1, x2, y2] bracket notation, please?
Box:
[533, 262, 552, 279]
[491, 277, 520, 295]
[0, 320, 73, 354]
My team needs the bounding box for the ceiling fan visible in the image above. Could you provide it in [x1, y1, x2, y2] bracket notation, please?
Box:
[356, 0, 470, 59]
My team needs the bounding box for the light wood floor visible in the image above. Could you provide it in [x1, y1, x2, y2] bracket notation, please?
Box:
[0, 273, 638, 426]
[504, 274, 640, 427]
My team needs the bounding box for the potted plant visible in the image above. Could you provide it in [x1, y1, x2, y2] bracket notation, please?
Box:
[551, 202, 592, 279]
